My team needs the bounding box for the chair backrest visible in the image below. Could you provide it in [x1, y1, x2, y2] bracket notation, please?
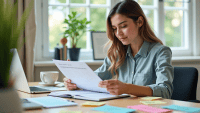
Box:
[171, 67, 199, 101]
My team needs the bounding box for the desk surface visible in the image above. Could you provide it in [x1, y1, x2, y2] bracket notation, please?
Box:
[19, 82, 200, 113]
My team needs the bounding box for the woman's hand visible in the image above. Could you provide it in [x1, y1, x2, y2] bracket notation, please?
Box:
[98, 79, 127, 95]
[63, 77, 78, 90]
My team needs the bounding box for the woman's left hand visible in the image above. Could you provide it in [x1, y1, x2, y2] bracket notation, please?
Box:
[98, 79, 127, 95]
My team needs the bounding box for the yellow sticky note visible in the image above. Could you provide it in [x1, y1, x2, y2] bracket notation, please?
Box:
[59, 110, 82, 113]
[141, 96, 162, 101]
[140, 101, 166, 105]
[81, 101, 106, 107]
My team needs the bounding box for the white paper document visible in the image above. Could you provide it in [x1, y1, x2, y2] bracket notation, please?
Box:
[53, 60, 108, 93]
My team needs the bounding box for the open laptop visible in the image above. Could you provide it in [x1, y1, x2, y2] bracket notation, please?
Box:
[10, 48, 66, 93]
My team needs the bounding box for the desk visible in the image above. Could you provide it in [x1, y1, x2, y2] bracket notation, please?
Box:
[19, 82, 200, 113]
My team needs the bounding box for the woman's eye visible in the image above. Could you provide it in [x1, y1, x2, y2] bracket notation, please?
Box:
[112, 28, 117, 31]
[121, 25, 127, 28]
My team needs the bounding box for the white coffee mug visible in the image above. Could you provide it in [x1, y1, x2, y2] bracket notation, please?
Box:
[40, 71, 59, 84]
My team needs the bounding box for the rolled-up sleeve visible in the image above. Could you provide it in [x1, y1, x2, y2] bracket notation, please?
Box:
[94, 57, 113, 80]
[147, 46, 174, 99]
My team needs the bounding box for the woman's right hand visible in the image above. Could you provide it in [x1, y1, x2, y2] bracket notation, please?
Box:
[63, 77, 78, 90]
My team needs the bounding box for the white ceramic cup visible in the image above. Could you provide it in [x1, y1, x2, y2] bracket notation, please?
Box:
[40, 71, 59, 84]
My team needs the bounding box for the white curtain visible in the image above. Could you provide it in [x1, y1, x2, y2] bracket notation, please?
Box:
[18, 0, 36, 82]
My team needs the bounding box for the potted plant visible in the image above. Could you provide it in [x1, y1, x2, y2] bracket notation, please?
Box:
[63, 11, 91, 61]
[0, 0, 33, 112]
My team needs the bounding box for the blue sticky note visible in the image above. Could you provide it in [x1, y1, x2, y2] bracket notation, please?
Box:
[92, 105, 135, 113]
[162, 105, 200, 112]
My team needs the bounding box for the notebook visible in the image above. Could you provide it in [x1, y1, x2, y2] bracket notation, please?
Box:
[48, 88, 130, 101]
[9, 48, 66, 93]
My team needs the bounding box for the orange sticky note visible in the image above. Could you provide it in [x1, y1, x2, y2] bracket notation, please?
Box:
[81, 101, 106, 107]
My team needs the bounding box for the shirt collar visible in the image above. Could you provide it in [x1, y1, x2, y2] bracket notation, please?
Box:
[126, 41, 150, 58]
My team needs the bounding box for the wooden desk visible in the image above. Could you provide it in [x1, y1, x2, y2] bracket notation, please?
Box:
[19, 82, 200, 113]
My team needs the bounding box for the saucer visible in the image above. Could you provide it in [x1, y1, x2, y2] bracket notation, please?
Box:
[39, 82, 60, 86]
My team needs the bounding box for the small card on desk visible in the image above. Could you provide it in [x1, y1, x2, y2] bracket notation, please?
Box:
[27, 96, 77, 108]
[92, 105, 136, 113]
[81, 101, 106, 107]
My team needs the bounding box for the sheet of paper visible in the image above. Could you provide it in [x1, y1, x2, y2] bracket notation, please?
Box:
[53, 60, 108, 93]
[92, 105, 135, 113]
[27, 96, 77, 108]
[140, 96, 162, 101]
[81, 101, 106, 107]
[128, 105, 171, 113]
[140, 101, 166, 105]
[162, 105, 200, 112]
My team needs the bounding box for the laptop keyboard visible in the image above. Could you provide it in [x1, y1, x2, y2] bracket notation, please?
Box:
[30, 87, 50, 91]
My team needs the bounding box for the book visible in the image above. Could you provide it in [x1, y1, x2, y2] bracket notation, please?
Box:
[52, 60, 130, 101]
[48, 90, 130, 101]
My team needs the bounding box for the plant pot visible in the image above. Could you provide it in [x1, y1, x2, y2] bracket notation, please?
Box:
[0, 87, 23, 113]
[68, 48, 81, 61]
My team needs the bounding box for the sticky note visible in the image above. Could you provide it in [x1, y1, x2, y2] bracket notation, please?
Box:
[140, 101, 166, 105]
[92, 105, 136, 113]
[81, 101, 106, 107]
[127, 105, 171, 113]
[162, 105, 200, 112]
[59, 110, 82, 113]
[140, 96, 162, 101]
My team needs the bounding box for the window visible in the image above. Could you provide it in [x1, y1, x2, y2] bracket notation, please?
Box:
[35, 0, 198, 61]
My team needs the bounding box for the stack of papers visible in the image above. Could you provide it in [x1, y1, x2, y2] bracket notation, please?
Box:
[128, 105, 171, 113]
[162, 105, 200, 112]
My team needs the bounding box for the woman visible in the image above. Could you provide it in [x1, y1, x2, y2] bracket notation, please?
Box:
[64, 0, 173, 99]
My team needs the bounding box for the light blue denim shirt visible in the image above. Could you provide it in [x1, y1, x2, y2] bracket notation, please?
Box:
[94, 41, 174, 99]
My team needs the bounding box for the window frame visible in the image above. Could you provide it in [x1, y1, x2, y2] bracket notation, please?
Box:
[35, 0, 200, 61]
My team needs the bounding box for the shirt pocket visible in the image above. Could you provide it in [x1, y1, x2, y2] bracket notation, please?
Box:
[133, 71, 153, 86]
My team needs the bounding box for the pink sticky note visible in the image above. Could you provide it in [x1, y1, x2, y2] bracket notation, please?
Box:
[127, 105, 171, 113]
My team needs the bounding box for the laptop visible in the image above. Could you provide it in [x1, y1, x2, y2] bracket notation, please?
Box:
[10, 48, 67, 93]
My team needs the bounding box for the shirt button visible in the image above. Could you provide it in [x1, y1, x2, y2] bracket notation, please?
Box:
[132, 72, 134, 74]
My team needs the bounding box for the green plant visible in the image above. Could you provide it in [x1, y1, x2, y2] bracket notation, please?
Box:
[0, 0, 33, 88]
[63, 11, 91, 48]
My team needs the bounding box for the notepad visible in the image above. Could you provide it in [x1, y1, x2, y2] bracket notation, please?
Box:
[140, 101, 166, 105]
[128, 105, 171, 113]
[81, 101, 106, 107]
[27, 96, 77, 108]
[92, 105, 136, 113]
[162, 105, 200, 112]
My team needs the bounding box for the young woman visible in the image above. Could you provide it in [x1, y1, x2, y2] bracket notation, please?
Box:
[63, 0, 173, 99]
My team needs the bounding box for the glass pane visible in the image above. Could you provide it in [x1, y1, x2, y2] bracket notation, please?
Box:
[49, 6, 66, 50]
[70, 0, 86, 4]
[69, 8, 87, 49]
[137, 0, 154, 5]
[164, 1, 184, 7]
[90, 0, 106, 4]
[49, 0, 67, 4]
[164, 10, 184, 47]
[90, 8, 107, 31]
[143, 9, 154, 30]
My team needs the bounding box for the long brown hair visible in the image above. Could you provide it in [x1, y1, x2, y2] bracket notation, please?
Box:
[106, 0, 163, 78]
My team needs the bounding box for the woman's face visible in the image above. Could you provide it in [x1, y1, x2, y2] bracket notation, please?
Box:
[111, 14, 141, 45]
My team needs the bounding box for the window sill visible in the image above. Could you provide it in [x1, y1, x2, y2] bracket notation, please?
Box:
[34, 56, 200, 67]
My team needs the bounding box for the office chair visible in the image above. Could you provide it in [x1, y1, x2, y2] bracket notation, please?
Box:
[171, 67, 200, 103]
